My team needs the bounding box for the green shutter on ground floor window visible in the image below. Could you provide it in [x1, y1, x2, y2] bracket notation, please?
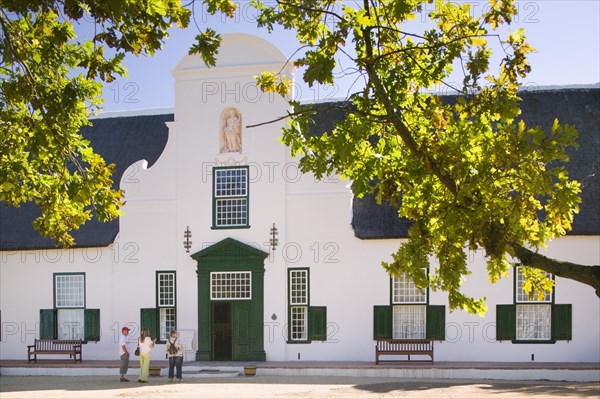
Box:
[39, 309, 56, 339]
[426, 305, 446, 340]
[496, 304, 516, 341]
[140, 308, 158, 340]
[373, 306, 392, 339]
[308, 306, 327, 341]
[552, 304, 572, 341]
[84, 309, 100, 342]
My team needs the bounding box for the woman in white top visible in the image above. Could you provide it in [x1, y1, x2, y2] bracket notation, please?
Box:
[138, 328, 155, 382]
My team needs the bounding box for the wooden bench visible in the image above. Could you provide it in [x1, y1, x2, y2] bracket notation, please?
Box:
[27, 339, 83, 363]
[375, 339, 433, 364]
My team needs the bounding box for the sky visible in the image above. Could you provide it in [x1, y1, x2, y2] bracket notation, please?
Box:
[94, 1, 600, 113]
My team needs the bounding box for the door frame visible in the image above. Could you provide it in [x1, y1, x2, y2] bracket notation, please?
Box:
[191, 237, 268, 361]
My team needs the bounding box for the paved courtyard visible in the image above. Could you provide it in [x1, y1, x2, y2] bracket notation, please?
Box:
[1, 375, 599, 398]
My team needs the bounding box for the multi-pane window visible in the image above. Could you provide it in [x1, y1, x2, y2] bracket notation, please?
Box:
[515, 267, 553, 341]
[211, 272, 252, 300]
[54, 273, 85, 340]
[157, 272, 176, 341]
[496, 266, 571, 343]
[289, 269, 309, 341]
[392, 273, 427, 339]
[213, 167, 249, 228]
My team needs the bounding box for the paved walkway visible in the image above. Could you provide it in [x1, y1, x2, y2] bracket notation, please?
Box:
[2, 359, 599, 382]
[1, 374, 599, 398]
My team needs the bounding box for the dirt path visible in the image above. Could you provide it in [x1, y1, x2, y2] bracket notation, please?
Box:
[1, 375, 599, 398]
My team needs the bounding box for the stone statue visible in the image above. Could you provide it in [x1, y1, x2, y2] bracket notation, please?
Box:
[220, 108, 242, 153]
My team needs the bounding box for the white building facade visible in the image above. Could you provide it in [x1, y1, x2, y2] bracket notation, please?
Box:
[1, 34, 599, 363]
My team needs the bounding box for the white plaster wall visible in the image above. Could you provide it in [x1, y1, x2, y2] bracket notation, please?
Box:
[1, 34, 599, 364]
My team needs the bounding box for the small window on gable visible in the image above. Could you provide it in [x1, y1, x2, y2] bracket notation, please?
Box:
[212, 166, 249, 229]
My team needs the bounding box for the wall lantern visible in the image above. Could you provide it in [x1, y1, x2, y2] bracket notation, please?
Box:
[269, 223, 279, 251]
[183, 226, 192, 253]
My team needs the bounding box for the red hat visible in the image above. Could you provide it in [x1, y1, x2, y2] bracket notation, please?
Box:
[122, 326, 130, 333]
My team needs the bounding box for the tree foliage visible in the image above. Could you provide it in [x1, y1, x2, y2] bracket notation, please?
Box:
[251, 0, 599, 312]
[1, 0, 598, 310]
[0, 0, 233, 246]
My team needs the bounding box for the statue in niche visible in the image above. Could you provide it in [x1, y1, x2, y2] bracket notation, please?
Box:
[220, 107, 242, 153]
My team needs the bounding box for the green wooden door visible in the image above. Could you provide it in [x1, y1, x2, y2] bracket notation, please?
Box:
[232, 301, 251, 360]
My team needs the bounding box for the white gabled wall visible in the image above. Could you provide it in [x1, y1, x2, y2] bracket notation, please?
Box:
[1, 34, 598, 363]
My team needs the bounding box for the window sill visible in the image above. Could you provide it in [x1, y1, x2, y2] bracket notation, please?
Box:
[211, 225, 251, 230]
[511, 340, 556, 344]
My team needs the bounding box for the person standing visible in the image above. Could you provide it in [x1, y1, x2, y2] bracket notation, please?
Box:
[119, 327, 131, 382]
[138, 328, 156, 383]
[166, 330, 183, 382]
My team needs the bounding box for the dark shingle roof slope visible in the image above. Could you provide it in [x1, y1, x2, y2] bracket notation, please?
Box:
[352, 88, 600, 238]
[1, 89, 597, 250]
[0, 114, 173, 250]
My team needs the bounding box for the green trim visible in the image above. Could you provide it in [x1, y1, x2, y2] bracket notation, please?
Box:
[84, 309, 101, 342]
[373, 305, 393, 339]
[426, 305, 446, 340]
[40, 309, 57, 339]
[140, 308, 159, 340]
[191, 238, 268, 361]
[496, 304, 516, 341]
[552, 304, 572, 341]
[309, 306, 329, 341]
[212, 165, 250, 229]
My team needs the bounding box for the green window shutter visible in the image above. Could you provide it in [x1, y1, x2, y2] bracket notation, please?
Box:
[552, 304, 572, 341]
[40, 309, 56, 339]
[373, 306, 392, 339]
[496, 304, 516, 341]
[308, 306, 327, 341]
[84, 309, 101, 342]
[140, 308, 158, 340]
[426, 305, 446, 340]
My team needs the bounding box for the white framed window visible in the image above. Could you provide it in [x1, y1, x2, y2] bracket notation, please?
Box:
[290, 306, 308, 341]
[516, 304, 552, 340]
[160, 308, 176, 341]
[210, 271, 252, 300]
[54, 273, 85, 340]
[393, 305, 426, 339]
[516, 267, 553, 303]
[514, 266, 553, 341]
[391, 270, 427, 339]
[288, 268, 309, 341]
[289, 269, 308, 305]
[157, 271, 176, 341]
[213, 167, 249, 228]
[55, 274, 85, 308]
[392, 274, 427, 304]
[158, 272, 176, 306]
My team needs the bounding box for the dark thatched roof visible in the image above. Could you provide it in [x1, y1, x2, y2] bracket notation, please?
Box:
[0, 89, 598, 250]
[0, 114, 172, 250]
[352, 88, 600, 239]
